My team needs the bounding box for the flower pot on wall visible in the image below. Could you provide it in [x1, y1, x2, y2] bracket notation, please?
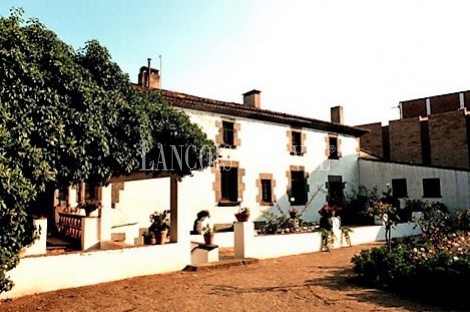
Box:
[143, 235, 156, 245]
[155, 230, 168, 245]
[235, 213, 250, 222]
[203, 233, 214, 245]
[289, 212, 299, 219]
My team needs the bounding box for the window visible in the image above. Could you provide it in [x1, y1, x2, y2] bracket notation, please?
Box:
[392, 179, 408, 198]
[327, 175, 343, 206]
[220, 167, 238, 203]
[222, 121, 234, 146]
[423, 178, 441, 198]
[261, 179, 272, 204]
[78, 182, 100, 203]
[291, 131, 302, 155]
[328, 136, 339, 159]
[291, 171, 306, 205]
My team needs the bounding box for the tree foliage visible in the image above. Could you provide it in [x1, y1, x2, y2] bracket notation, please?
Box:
[0, 8, 215, 293]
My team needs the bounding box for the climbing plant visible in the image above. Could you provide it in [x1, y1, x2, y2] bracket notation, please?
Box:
[0, 8, 215, 293]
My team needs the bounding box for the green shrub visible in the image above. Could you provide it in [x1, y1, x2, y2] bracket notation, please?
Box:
[342, 185, 379, 226]
[455, 208, 470, 232]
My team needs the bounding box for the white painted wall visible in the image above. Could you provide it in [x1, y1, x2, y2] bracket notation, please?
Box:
[234, 221, 420, 260]
[22, 219, 47, 257]
[359, 159, 470, 212]
[1, 243, 190, 300]
[112, 178, 171, 242]
[176, 108, 361, 225]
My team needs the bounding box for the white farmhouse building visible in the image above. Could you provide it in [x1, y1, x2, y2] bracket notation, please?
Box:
[113, 66, 369, 228]
[105, 65, 470, 234]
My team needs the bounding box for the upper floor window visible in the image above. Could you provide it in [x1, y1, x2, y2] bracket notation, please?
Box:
[287, 128, 306, 156]
[222, 121, 234, 146]
[392, 179, 408, 198]
[291, 131, 302, 156]
[423, 178, 441, 198]
[328, 135, 340, 159]
[216, 119, 240, 148]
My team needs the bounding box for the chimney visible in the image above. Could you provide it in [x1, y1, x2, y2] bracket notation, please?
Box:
[243, 89, 261, 109]
[331, 106, 344, 124]
[138, 59, 160, 89]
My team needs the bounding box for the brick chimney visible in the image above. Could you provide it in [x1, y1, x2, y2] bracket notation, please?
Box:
[138, 58, 160, 89]
[243, 90, 261, 109]
[331, 106, 344, 124]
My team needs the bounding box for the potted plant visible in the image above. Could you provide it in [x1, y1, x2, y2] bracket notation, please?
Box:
[202, 225, 217, 245]
[235, 207, 250, 222]
[78, 200, 101, 217]
[149, 210, 171, 245]
[288, 207, 299, 219]
[142, 230, 156, 245]
[318, 204, 341, 218]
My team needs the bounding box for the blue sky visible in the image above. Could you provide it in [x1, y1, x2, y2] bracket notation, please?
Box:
[2, 1, 470, 126]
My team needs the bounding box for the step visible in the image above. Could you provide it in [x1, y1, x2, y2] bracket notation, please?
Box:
[183, 258, 259, 272]
[111, 232, 126, 242]
[46, 246, 66, 255]
[47, 237, 71, 247]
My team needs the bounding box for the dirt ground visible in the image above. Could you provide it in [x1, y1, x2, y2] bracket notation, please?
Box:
[0, 243, 458, 312]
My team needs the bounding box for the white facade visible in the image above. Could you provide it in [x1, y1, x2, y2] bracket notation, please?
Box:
[112, 106, 361, 226]
[180, 108, 361, 224]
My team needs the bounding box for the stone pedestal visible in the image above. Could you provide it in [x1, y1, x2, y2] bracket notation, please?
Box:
[234, 221, 254, 259]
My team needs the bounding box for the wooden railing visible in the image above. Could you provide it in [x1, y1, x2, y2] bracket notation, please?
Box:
[57, 213, 84, 242]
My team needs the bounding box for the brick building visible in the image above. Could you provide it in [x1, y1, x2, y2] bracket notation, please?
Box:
[358, 90, 470, 170]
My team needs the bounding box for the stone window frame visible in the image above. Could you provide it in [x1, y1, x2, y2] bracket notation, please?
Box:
[256, 173, 276, 206]
[286, 166, 309, 206]
[286, 127, 307, 156]
[215, 119, 241, 149]
[325, 133, 342, 159]
[212, 160, 245, 206]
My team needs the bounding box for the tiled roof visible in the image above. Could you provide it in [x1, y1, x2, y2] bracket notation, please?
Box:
[134, 85, 369, 137]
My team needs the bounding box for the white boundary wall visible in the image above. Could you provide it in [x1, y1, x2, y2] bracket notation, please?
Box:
[234, 221, 421, 260]
[1, 242, 189, 300]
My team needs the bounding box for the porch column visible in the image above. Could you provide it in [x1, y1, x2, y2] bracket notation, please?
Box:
[170, 176, 178, 243]
[99, 184, 112, 241]
[234, 221, 255, 259]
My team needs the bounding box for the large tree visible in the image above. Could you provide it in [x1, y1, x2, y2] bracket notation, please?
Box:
[0, 8, 215, 293]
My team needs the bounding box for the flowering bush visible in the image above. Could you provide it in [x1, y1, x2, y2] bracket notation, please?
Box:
[318, 204, 341, 217]
[149, 210, 171, 232]
[352, 207, 470, 309]
[237, 207, 250, 214]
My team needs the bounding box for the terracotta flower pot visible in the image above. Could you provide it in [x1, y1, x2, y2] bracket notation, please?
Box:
[235, 213, 250, 222]
[143, 236, 156, 245]
[155, 230, 168, 245]
[203, 233, 214, 245]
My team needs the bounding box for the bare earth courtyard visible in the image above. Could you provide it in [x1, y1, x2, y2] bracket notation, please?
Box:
[0, 243, 452, 312]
